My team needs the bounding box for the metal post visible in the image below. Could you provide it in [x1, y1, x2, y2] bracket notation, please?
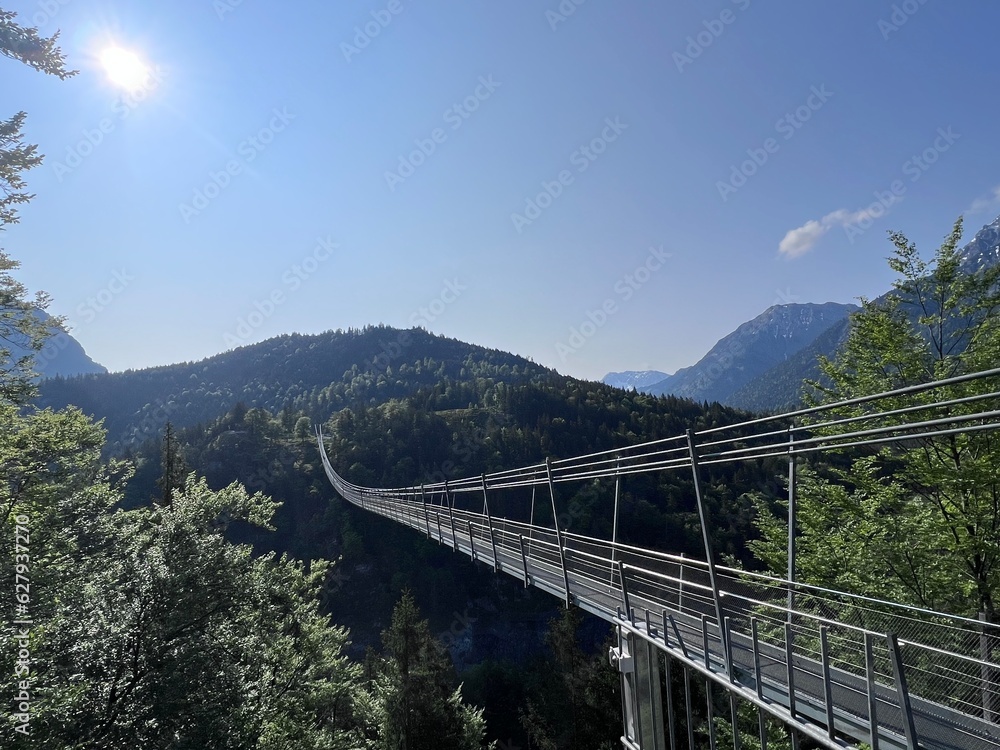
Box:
[787, 426, 797, 623]
[684, 667, 695, 750]
[706, 677, 717, 750]
[421, 484, 430, 539]
[678, 554, 685, 613]
[618, 560, 632, 621]
[751, 618, 763, 699]
[723, 616, 735, 683]
[982, 611, 994, 722]
[518, 534, 530, 586]
[468, 520, 476, 561]
[702, 616, 711, 671]
[435, 496, 443, 543]
[686, 429, 728, 672]
[445, 479, 457, 552]
[527, 483, 536, 560]
[864, 632, 880, 750]
[730, 692, 741, 750]
[481, 475, 500, 572]
[610, 456, 622, 590]
[664, 655, 677, 750]
[784, 622, 796, 718]
[546, 457, 572, 608]
[887, 632, 919, 750]
[820, 626, 835, 740]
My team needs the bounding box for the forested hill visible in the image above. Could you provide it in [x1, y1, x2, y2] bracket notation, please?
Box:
[37, 325, 554, 451]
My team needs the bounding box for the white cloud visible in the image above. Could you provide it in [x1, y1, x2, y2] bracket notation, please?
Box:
[778, 219, 827, 258]
[966, 185, 1000, 215]
[778, 200, 902, 259]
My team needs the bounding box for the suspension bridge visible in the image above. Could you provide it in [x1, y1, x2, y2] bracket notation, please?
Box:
[317, 368, 1000, 750]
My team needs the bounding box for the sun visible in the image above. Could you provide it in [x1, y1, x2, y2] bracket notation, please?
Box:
[100, 47, 151, 90]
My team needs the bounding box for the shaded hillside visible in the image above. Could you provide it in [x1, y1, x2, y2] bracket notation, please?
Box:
[38, 325, 550, 451]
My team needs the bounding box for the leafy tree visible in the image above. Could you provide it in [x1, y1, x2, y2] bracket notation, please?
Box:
[363, 590, 492, 750]
[0, 7, 74, 404]
[0, 14, 368, 745]
[752, 218, 1000, 620]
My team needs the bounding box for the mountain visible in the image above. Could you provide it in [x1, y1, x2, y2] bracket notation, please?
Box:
[644, 302, 858, 405]
[10, 309, 107, 378]
[601, 369, 671, 390]
[37, 325, 555, 451]
[959, 215, 1000, 273]
[725, 314, 852, 412]
[650, 213, 1000, 413]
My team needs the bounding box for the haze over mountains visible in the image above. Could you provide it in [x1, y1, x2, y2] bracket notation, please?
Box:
[604, 215, 1000, 412]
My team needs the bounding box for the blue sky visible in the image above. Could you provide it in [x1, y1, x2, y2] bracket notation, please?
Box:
[5, 0, 1000, 381]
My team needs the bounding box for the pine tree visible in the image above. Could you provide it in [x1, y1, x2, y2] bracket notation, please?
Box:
[365, 590, 492, 750]
[156, 421, 187, 504]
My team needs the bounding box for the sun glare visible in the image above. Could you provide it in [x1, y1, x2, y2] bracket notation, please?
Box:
[100, 47, 151, 90]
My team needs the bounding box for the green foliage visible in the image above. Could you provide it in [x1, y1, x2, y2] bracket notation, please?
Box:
[519, 608, 621, 750]
[752, 217, 1000, 619]
[363, 591, 493, 750]
[0, 6, 74, 404]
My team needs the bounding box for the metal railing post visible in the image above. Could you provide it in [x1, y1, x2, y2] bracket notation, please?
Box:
[686, 428, 728, 672]
[887, 632, 919, 750]
[864, 632, 880, 750]
[610, 456, 621, 591]
[421, 484, 430, 540]
[787, 425, 797, 623]
[546, 457, 572, 608]
[481, 474, 500, 572]
[518, 534, 530, 586]
[445, 479, 457, 552]
[820, 626, 835, 740]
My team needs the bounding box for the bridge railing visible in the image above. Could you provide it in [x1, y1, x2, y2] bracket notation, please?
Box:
[316, 366, 1000, 748]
